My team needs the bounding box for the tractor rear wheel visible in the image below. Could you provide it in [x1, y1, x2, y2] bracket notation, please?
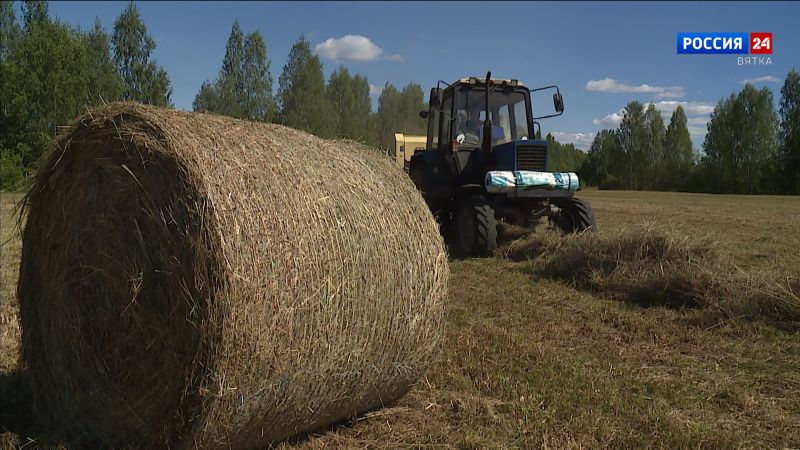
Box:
[454, 195, 497, 257]
[552, 197, 597, 233]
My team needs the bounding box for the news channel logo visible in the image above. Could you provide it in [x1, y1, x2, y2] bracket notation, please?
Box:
[677, 32, 772, 65]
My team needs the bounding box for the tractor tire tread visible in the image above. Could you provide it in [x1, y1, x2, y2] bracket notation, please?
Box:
[555, 197, 597, 233]
[470, 195, 498, 257]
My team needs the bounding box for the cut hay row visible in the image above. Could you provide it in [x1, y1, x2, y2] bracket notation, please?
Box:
[17, 103, 448, 449]
[504, 226, 800, 323]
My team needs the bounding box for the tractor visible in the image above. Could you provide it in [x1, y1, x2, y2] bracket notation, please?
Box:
[409, 72, 597, 257]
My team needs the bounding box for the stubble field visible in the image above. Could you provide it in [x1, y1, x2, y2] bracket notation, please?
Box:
[2, 189, 799, 449]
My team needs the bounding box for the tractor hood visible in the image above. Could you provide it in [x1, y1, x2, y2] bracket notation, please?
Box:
[491, 139, 549, 172]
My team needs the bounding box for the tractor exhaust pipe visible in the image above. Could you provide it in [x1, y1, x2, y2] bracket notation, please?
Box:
[482, 71, 492, 158]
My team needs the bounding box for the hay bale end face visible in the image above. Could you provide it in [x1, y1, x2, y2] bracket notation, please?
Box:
[17, 103, 448, 449]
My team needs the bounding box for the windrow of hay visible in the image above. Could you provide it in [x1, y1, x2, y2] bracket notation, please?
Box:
[17, 102, 448, 449]
[504, 226, 800, 323]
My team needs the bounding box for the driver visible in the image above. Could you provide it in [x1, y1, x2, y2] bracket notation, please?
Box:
[455, 109, 481, 147]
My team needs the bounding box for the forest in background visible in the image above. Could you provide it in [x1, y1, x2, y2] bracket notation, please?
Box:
[2, 1, 798, 195]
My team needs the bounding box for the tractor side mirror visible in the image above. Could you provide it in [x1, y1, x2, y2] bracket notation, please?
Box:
[419, 110, 429, 119]
[532, 85, 564, 120]
[553, 93, 564, 113]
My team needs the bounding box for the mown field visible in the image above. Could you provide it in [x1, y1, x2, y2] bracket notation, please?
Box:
[2, 189, 799, 449]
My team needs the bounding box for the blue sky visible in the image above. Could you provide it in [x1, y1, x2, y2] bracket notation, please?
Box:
[35, 1, 800, 149]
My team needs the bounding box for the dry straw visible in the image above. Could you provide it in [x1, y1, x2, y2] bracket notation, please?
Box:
[17, 102, 448, 449]
[505, 225, 800, 321]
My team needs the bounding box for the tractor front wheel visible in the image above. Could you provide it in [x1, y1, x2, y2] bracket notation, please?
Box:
[454, 195, 497, 257]
[552, 197, 597, 233]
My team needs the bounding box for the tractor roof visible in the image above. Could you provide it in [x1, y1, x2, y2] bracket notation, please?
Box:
[454, 77, 527, 88]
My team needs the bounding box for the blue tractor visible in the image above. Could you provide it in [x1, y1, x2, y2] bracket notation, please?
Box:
[409, 72, 597, 257]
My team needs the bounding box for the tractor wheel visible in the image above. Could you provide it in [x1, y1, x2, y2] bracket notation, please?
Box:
[454, 195, 497, 257]
[552, 197, 597, 233]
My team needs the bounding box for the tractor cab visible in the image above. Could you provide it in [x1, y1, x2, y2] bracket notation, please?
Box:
[410, 72, 595, 258]
[423, 77, 537, 150]
[420, 77, 563, 178]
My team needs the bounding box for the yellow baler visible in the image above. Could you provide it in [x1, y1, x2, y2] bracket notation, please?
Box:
[393, 133, 427, 172]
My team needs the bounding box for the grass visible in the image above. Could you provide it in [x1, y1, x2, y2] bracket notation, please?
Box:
[504, 225, 799, 322]
[0, 194, 22, 375]
[2, 188, 800, 449]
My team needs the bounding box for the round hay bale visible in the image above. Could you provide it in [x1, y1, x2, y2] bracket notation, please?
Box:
[18, 102, 448, 449]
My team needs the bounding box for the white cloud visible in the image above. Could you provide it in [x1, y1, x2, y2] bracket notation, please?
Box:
[738, 75, 781, 84]
[593, 110, 624, 126]
[688, 126, 708, 138]
[648, 100, 715, 116]
[550, 132, 596, 150]
[369, 84, 383, 95]
[586, 78, 684, 99]
[314, 35, 401, 62]
[685, 118, 710, 139]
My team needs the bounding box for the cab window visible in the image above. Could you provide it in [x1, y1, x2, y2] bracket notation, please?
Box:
[452, 86, 529, 148]
[513, 100, 530, 140]
[439, 95, 453, 149]
[496, 104, 512, 145]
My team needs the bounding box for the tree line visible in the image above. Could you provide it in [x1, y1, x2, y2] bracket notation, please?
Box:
[3, 1, 797, 195]
[0, 1, 428, 190]
[193, 24, 429, 150]
[1, 0, 171, 189]
[580, 70, 800, 194]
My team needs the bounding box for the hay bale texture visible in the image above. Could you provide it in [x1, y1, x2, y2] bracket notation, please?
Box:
[17, 102, 448, 449]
